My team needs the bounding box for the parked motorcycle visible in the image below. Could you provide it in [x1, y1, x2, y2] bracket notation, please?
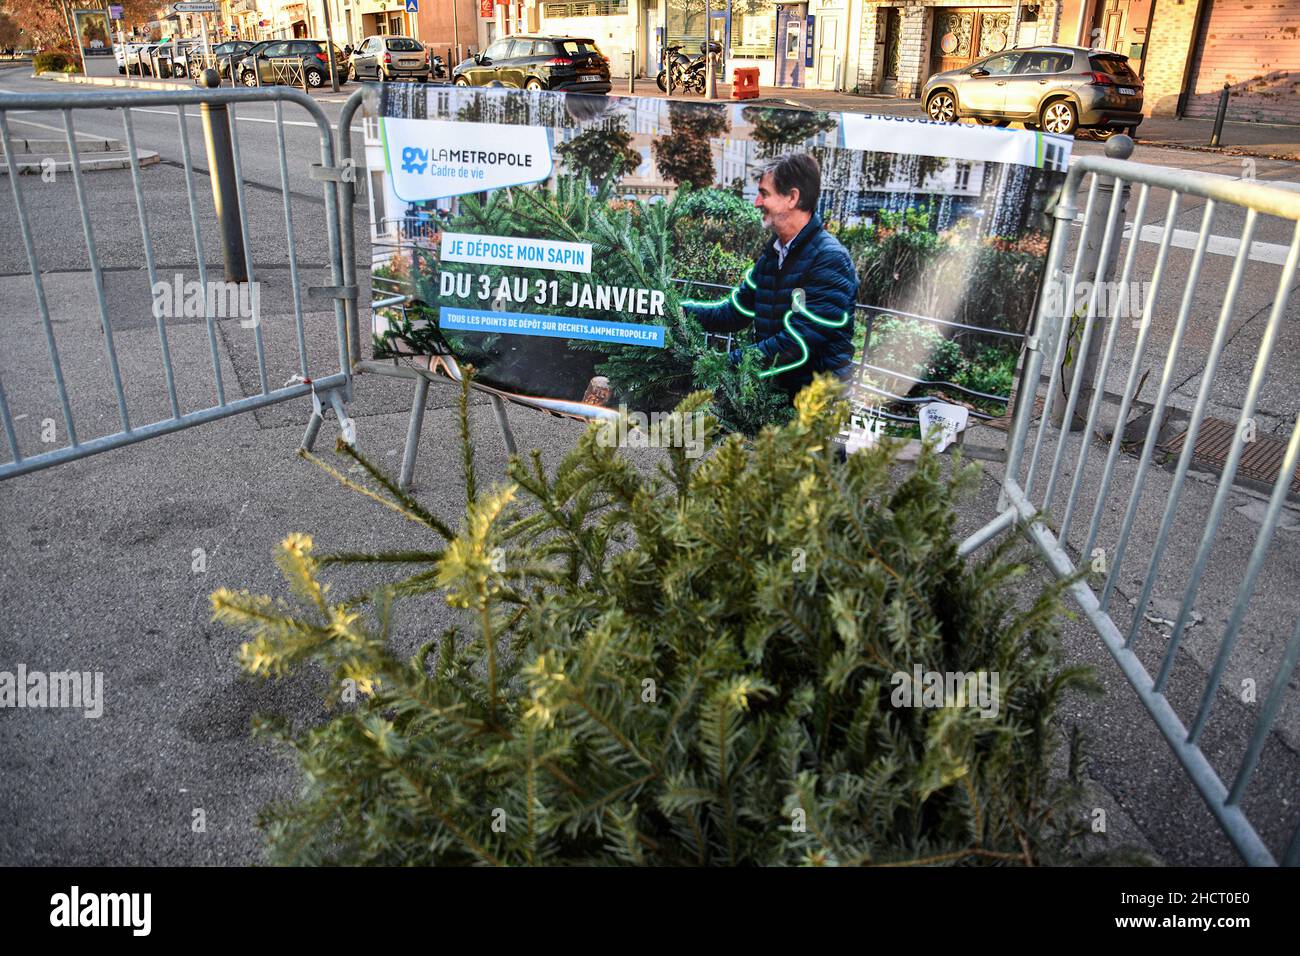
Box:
[656, 40, 720, 94]
[430, 53, 446, 79]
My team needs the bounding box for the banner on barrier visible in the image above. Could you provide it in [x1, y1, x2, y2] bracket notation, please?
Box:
[366, 87, 1070, 437]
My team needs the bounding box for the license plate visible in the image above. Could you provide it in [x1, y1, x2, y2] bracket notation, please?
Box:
[1118, 86, 1136, 95]
[579, 74, 601, 82]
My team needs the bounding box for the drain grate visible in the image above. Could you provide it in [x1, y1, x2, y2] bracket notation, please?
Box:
[1162, 417, 1300, 494]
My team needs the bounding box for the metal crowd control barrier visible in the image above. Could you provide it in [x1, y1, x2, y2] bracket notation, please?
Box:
[338, 88, 521, 490]
[0, 85, 355, 480]
[960, 150, 1300, 866]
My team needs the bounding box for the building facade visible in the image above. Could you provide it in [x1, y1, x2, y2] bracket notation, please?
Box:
[851, 0, 1299, 122]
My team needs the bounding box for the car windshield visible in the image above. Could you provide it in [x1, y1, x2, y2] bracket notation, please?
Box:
[386, 38, 422, 52]
[1091, 54, 1138, 82]
[554, 40, 600, 56]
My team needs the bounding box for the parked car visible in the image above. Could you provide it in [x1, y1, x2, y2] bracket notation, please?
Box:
[189, 40, 255, 79]
[238, 38, 348, 89]
[349, 35, 429, 82]
[116, 42, 154, 75]
[453, 35, 610, 93]
[921, 45, 1143, 137]
[154, 39, 203, 78]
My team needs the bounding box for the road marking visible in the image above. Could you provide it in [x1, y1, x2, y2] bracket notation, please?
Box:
[123, 106, 363, 134]
[1127, 224, 1291, 265]
[2, 115, 111, 139]
[1073, 218, 1293, 265]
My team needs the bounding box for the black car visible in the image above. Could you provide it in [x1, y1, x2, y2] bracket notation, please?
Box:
[238, 38, 348, 89]
[453, 35, 610, 93]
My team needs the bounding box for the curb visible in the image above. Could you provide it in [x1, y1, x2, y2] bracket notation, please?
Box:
[33, 71, 191, 91]
[0, 150, 161, 174]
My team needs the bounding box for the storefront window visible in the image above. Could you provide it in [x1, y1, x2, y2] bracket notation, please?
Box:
[667, 0, 706, 38]
[731, 0, 775, 57]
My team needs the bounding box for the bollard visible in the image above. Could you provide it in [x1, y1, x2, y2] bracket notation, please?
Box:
[1051, 134, 1135, 430]
[705, 51, 717, 99]
[198, 69, 248, 283]
[628, 50, 635, 94]
[301, 60, 310, 95]
[1209, 83, 1230, 147]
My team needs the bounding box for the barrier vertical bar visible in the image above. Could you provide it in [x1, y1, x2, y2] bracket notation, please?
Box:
[1125, 210, 1260, 649]
[176, 102, 227, 406]
[1058, 183, 1151, 543]
[63, 109, 130, 432]
[224, 99, 270, 396]
[122, 107, 181, 420]
[0, 113, 78, 446]
[1156, 221, 1300, 690]
[1190, 412, 1300, 743]
[275, 100, 309, 378]
[1084, 192, 1182, 564]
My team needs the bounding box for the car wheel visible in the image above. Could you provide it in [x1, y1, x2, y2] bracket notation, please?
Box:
[973, 116, 1010, 128]
[1041, 99, 1078, 136]
[525, 77, 544, 91]
[926, 91, 957, 123]
[454, 75, 469, 86]
[305, 68, 324, 88]
[241, 70, 257, 87]
[656, 70, 667, 93]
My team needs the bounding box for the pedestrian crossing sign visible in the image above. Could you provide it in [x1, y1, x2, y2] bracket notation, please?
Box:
[405, 0, 418, 11]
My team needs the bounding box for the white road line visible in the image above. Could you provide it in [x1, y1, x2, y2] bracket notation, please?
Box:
[123, 106, 362, 134]
[1128, 224, 1291, 265]
[3, 115, 109, 138]
[1073, 219, 1293, 265]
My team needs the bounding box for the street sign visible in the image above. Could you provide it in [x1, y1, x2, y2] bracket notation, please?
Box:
[404, 0, 418, 11]
[172, 1, 218, 12]
[479, 0, 493, 16]
[109, 4, 123, 19]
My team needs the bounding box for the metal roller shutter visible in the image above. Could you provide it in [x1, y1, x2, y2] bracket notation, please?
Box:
[1184, 0, 1300, 123]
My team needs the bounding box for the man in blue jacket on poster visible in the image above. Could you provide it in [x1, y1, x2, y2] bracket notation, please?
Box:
[684, 152, 859, 403]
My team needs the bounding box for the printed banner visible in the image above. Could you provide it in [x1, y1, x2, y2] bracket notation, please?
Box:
[365, 86, 1071, 441]
[73, 9, 113, 56]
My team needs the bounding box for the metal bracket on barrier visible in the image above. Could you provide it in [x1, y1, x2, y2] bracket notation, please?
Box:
[309, 163, 352, 183]
[307, 285, 358, 302]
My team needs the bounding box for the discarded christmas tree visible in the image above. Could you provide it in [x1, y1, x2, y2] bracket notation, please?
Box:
[212, 373, 1099, 866]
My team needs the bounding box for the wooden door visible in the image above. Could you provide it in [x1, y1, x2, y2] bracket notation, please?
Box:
[929, 8, 1012, 78]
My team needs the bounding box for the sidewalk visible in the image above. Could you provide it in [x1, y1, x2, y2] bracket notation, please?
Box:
[30, 70, 356, 103]
[613, 78, 1300, 162]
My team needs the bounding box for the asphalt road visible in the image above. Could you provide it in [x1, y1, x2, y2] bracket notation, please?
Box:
[1, 63, 1299, 867]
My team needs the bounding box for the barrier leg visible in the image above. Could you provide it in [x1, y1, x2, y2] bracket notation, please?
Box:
[490, 393, 517, 459]
[301, 407, 325, 451]
[399, 375, 430, 490]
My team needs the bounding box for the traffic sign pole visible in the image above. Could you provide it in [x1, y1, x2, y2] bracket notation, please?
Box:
[320, 0, 339, 92]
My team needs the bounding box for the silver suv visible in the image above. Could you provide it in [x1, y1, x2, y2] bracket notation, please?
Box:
[922, 46, 1143, 137]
